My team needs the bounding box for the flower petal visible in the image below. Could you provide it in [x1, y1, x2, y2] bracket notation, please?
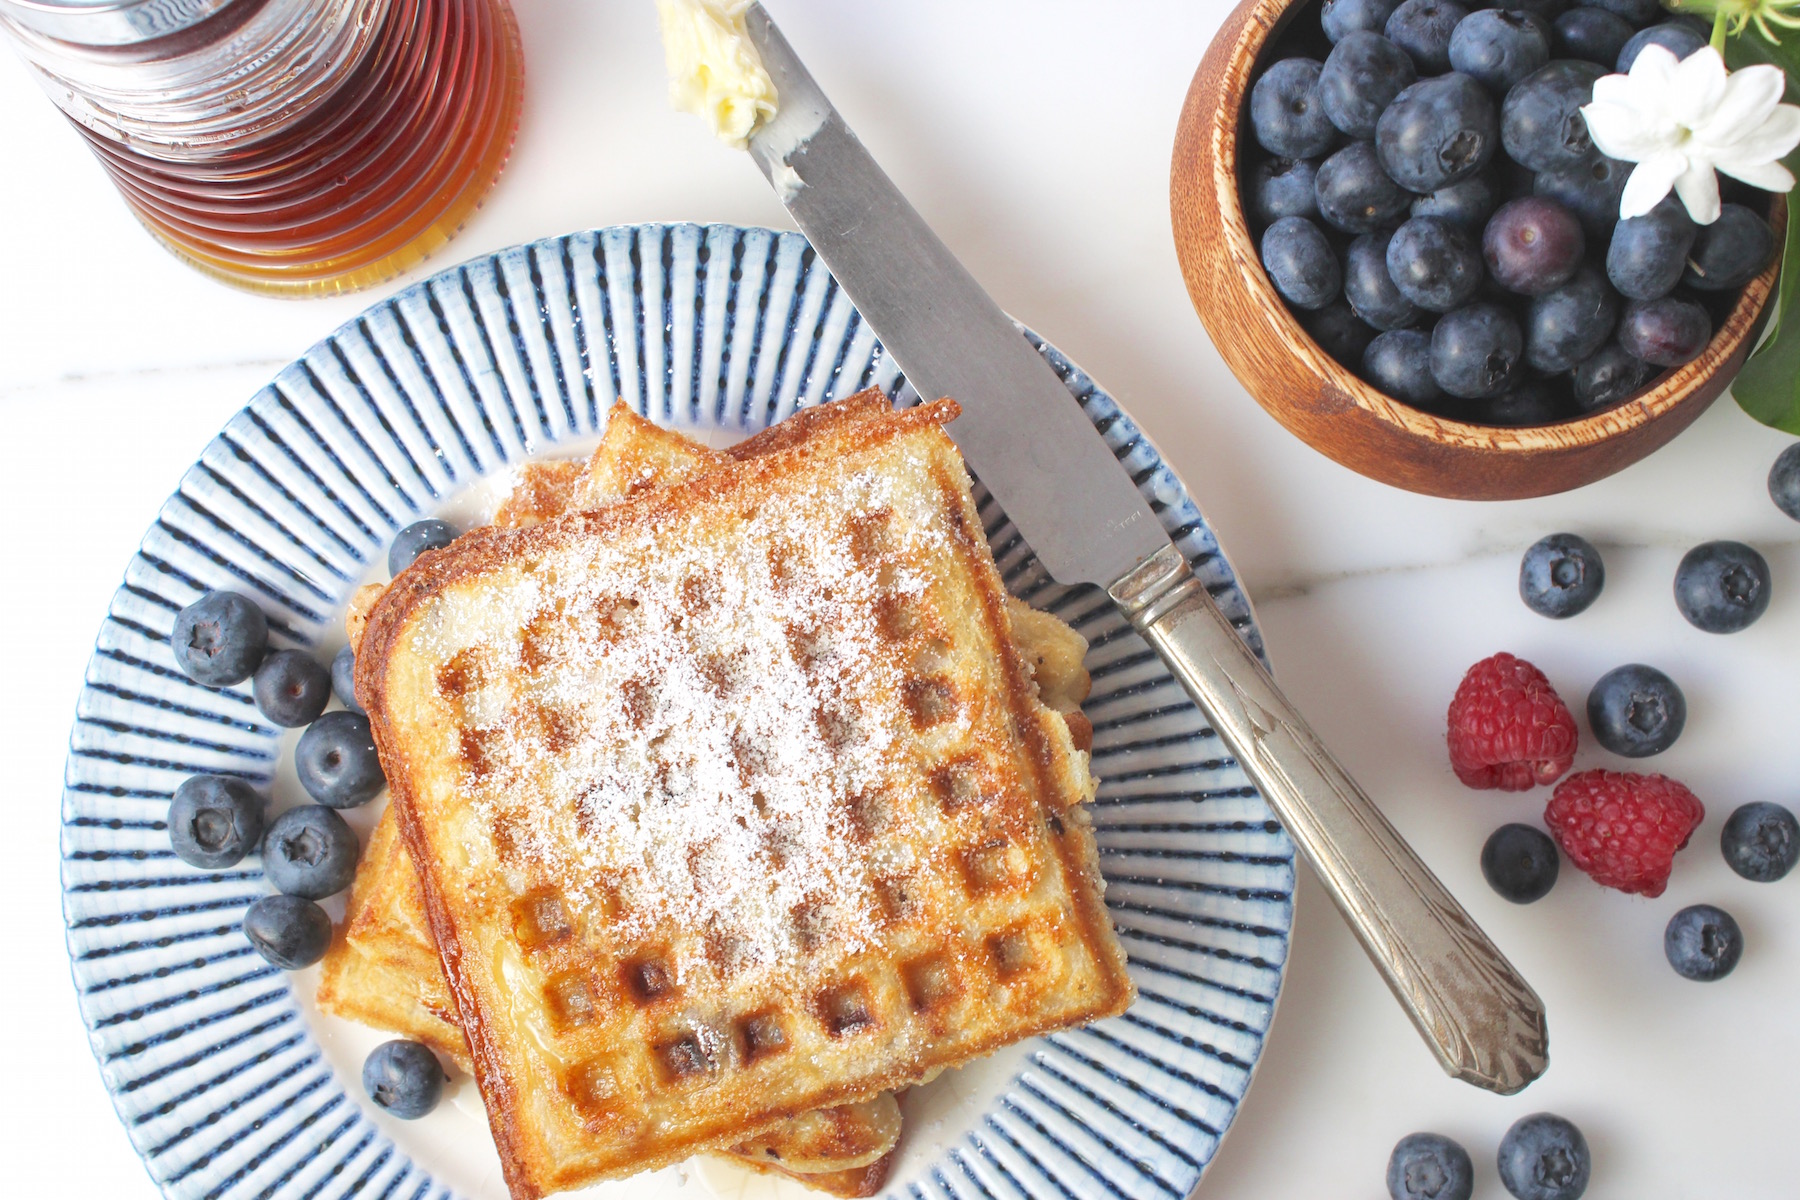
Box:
[1716, 158, 1796, 193]
[1619, 151, 1688, 219]
[1669, 47, 1729, 129]
[1626, 44, 1683, 95]
[1701, 62, 1786, 142]
[1707, 104, 1800, 170]
[1581, 102, 1679, 162]
[1589, 72, 1636, 109]
[1672, 160, 1723, 224]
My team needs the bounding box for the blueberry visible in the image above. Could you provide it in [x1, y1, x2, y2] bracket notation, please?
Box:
[1411, 174, 1498, 230]
[1519, 532, 1604, 617]
[332, 643, 364, 714]
[1770, 443, 1800, 522]
[1571, 342, 1652, 413]
[1377, 72, 1498, 193]
[1617, 21, 1708, 72]
[1721, 801, 1800, 882]
[1481, 824, 1560, 903]
[263, 804, 359, 899]
[1304, 300, 1381, 363]
[1386, 217, 1484, 313]
[1431, 303, 1522, 398]
[1674, 540, 1771, 633]
[1484, 196, 1585, 295]
[1606, 196, 1696, 301]
[1533, 154, 1628, 237]
[389, 518, 457, 577]
[1577, 0, 1662, 23]
[1316, 141, 1413, 233]
[1385, 0, 1469, 73]
[1497, 1113, 1590, 1200]
[1387, 1131, 1474, 1200]
[1364, 329, 1445, 405]
[170, 591, 268, 687]
[1320, 32, 1418, 139]
[243, 893, 332, 969]
[296, 710, 386, 808]
[363, 1040, 446, 1119]
[1250, 58, 1339, 159]
[1472, 0, 1567, 19]
[1347, 232, 1424, 329]
[1450, 9, 1551, 92]
[251, 649, 331, 728]
[1322, 0, 1402, 42]
[1502, 60, 1605, 174]
[168, 775, 264, 869]
[1683, 203, 1775, 292]
[1262, 216, 1342, 310]
[1586, 663, 1685, 757]
[1617, 295, 1711, 366]
[1552, 7, 1633, 66]
[1493, 151, 1537, 200]
[1665, 904, 1743, 982]
[1526, 266, 1618, 372]
[1479, 380, 1567, 426]
[1247, 156, 1320, 225]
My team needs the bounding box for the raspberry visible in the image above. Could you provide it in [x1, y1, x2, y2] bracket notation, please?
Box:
[1446, 653, 1578, 790]
[1544, 770, 1705, 897]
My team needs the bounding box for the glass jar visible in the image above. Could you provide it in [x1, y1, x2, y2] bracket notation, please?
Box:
[0, 0, 525, 296]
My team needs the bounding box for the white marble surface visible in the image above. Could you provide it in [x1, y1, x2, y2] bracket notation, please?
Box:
[3, 2, 1798, 1197]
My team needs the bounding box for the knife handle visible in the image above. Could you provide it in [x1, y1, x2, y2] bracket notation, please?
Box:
[1109, 544, 1549, 1095]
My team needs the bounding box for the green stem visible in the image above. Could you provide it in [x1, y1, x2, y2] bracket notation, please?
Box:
[1712, 9, 1730, 50]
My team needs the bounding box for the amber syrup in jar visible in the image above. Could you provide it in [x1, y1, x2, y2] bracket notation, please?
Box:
[4, 0, 523, 296]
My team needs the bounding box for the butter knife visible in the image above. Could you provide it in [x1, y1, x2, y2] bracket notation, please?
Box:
[742, 4, 1547, 1095]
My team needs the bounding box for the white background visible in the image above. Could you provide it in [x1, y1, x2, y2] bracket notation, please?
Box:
[3, 1, 1797, 1197]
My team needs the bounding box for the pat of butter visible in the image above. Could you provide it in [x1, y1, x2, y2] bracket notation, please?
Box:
[655, 0, 778, 148]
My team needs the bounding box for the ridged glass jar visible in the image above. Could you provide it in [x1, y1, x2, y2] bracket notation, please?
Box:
[1, 0, 524, 295]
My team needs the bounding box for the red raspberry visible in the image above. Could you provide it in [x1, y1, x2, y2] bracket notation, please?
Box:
[1446, 653, 1578, 790]
[1545, 770, 1705, 897]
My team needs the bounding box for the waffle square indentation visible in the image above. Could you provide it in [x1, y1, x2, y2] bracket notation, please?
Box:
[511, 889, 575, 948]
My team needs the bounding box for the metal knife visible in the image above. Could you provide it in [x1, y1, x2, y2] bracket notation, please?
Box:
[741, 5, 1548, 1095]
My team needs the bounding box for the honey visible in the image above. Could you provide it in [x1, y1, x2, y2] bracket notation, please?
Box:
[3, 0, 523, 296]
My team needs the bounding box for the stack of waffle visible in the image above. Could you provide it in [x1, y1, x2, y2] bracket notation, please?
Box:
[319, 394, 1132, 1199]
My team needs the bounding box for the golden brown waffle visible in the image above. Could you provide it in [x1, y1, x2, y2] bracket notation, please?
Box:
[320, 807, 901, 1196]
[317, 809, 471, 1068]
[327, 409, 900, 1194]
[356, 394, 1131, 1197]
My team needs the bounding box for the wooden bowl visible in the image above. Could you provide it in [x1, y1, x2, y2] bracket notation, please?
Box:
[1170, 0, 1785, 500]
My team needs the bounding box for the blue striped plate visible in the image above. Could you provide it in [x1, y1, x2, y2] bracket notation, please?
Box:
[62, 224, 1295, 1200]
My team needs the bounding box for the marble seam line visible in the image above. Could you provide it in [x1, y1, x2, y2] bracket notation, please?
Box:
[1255, 535, 1800, 602]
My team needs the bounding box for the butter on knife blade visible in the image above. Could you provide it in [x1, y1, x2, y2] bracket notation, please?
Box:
[655, 0, 779, 148]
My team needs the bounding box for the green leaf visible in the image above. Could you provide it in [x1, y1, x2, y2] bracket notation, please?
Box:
[1723, 28, 1800, 102]
[1722, 35, 1800, 433]
[1729, 201, 1800, 434]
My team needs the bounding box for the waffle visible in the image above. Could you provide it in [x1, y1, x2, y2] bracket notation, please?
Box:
[355, 394, 1131, 1197]
[329, 409, 906, 1193]
[318, 806, 472, 1064]
[321, 808, 901, 1197]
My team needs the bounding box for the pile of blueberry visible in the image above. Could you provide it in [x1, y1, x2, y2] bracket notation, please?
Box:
[164, 515, 459, 1119]
[1244, 0, 1777, 426]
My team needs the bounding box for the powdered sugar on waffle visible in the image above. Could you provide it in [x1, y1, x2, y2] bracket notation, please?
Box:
[417, 465, 953, 983]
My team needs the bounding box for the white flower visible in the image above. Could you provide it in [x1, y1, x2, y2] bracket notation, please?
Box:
[1580, 45, 1800, 224]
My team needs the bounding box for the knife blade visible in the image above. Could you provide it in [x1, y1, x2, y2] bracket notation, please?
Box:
[740, 14, 1160, 589]
[741, 3, 1548, 1096]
